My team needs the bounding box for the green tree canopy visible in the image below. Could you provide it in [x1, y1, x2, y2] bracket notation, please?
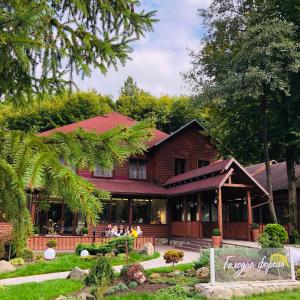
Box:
[0, 1, 157, 103]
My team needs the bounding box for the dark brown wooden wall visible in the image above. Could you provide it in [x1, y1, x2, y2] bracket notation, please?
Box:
[149, 123, 219, 184]
[78, 123, 218, 184]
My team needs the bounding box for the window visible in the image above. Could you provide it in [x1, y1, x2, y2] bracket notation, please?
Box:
[129, 159, 147, 180]
[174, 158, 187, 175]
[170, 198, 184, 221]
[187, 194, 199, 221]
[111, 198, 128, 223]
[198, 160, 210, 168]
[132, 198, 167, 224]
[94, 165, 113, 178]
[59, 156, 76, 172]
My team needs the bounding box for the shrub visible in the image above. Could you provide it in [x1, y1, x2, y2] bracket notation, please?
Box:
[258, 224, 288, 248]
[270, 253, 289, 267]
[75, 243, 113, 256]
[128, 281, 138, 289]
[10, 257, 25, 266]
[33, 227, 39, 234]
[84, 257, 114, 286]
[108, 236, 134, 254]
[46, 239, 57, 248]
[20, 249, 35, 262]
[121, 263, 146, 283]
[251, 223, 259, 229]
[194, 249, 209, 270]
[163, 249, 184, 268]
[289, 228, 300, 244]
[82, 227, 88, 235]
[155, 285, 190, 298]
[212, 228, 221, 236]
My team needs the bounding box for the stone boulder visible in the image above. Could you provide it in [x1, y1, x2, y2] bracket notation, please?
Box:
[196, 267, 210, 280]
[139, 242, 154, 256]
[0, 260, 16, 273]
[67, 267, 88, 279]
[134, 271, 147, 284]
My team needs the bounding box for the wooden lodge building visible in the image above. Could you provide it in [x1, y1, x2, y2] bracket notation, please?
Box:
[24, 111, 278, 244]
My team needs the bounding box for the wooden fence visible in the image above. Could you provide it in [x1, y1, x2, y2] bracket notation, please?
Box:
[27, 235, 155, 251]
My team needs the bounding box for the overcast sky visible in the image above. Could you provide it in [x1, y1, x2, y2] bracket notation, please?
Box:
[75, 0, 210, 98]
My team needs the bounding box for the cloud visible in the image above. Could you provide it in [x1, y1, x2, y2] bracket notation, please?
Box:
[75, 0, 211, 98]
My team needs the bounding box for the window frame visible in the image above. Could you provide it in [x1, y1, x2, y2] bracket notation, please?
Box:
[128, 159, 147, 180]
[93, 165, 114, 178]
[174, 158, 187, 176]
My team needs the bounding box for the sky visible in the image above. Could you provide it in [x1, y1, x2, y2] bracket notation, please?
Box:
[75, 0, 210, 98]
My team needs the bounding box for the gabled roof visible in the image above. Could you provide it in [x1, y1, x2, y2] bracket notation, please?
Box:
[39, 112, 169, 148]
[164, 157, 269, 196]
[248, 161, 300, 192]
[152, 119, 206, 148]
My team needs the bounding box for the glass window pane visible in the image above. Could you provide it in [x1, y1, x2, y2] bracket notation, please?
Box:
[174, 158, 187, 175]
[94, 165, 113, 177]
[133, 199, 151, 224]
[129, 160, 138, 179]
[99, 201, 110, 223]
[151, 199, 167, 224]
[170, 198, 184, 221]
[111, 198, 128, 223]
[138, 161, 147, 179]
[187, 194, 199, 221]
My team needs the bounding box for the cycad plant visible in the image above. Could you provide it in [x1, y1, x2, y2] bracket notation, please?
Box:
[0, 119, 153, 254]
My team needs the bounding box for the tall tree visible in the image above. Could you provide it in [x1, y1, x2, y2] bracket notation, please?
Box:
[186, 1, 300, 223]
[0, 1, 157, 103]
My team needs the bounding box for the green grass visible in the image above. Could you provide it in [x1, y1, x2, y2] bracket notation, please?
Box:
[0, 251, 160, 279]
[145, 263, 193, 275]
[0, 279, 83, 300]
[104, 289, 300, 300]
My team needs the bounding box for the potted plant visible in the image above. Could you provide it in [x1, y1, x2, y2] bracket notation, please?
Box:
[82, 227, 88, 237]
[212, 228, 222, 248]
[251, 223, 260, 242]
[33, 226, 39, 236]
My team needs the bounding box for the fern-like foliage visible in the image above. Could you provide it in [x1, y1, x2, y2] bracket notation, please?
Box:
[0, 118, 153, 254]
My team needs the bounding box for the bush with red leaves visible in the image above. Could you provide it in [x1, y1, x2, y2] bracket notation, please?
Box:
[120, 263, 147, 284]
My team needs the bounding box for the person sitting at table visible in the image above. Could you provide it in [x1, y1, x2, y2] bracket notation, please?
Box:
[136, 225, 142, 237]
[131, 226, 138, 238]
[118, 225, 124, 236]
[104, 224, 112, 237]
[111, 225, 120, 237]
[124, 226, 130, 236]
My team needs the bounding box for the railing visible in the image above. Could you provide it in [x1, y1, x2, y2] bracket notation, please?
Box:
[27, 235, 155, 251]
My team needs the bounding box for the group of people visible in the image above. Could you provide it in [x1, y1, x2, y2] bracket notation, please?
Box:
[104, 224, 142, 238]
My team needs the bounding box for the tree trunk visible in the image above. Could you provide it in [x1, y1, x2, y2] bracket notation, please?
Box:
[286, 153, 297, 229]
[261, 96, 278, 223]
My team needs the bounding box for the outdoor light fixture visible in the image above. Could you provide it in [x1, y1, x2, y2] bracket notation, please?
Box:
[214, 189, 218, 204]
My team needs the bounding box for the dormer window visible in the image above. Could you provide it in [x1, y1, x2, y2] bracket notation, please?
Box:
[94, 165, 113, 178]
[129, 159, 147, 180]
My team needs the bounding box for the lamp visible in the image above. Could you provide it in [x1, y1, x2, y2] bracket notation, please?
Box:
[214, 190, 218, 205]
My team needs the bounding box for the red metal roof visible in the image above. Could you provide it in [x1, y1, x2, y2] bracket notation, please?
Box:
[166, 173, 228, 196]
[86, 178, 166, 196]
[250, 161, 300, 191]
[163, 158, 232, 186]
[39, 112, 169, 148]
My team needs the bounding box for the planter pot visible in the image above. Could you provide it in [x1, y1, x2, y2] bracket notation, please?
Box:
[83, 234, 88, 237]
[212, 235, 222, 248]
[251, 229, 260, 242]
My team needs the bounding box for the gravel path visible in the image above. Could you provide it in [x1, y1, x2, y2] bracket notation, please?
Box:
[0, 246, 199, 286]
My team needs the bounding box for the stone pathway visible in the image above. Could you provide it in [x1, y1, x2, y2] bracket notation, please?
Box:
[0, 245, 199, 286]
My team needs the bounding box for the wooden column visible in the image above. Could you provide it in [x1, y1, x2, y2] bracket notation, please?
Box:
[247, 190, 253, 241]
[128, 198, 133, 225]
[167, 198, 171, 244]
[217, 188, 223, 237]
[184, 196, 187, 242]
[198, 192, 203, 238]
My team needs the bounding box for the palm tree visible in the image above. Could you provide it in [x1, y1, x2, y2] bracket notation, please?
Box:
[0, 120, 153, 254]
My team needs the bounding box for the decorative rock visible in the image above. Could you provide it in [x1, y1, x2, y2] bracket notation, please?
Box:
[67, 267, 88, 279]
[196, 267, 210, 280]
[168, 270, 184, 277]
[150, 273, 161, 279]
[80, 250, 89, 257]
[44, 248, 56, 260]
[55, 296, 67, 300]
[0, 260, 16, 273]
[185, 268, 196, 276]
[139, 242, 154, 256]
[134, 271, 147, 284]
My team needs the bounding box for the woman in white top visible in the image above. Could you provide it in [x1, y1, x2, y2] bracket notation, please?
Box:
[136, 226, 142, 237]
[111, 225, 120, 237]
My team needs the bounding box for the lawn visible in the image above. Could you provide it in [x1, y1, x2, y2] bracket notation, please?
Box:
[0, 251, 160, 279]
[104, 289, 300, 300]
[145, 263, 194, 275]
[0, 279, 83, 300]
